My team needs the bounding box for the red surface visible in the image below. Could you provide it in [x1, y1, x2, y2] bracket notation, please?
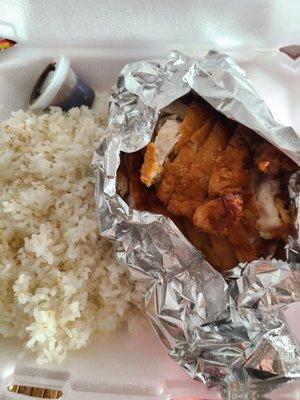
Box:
[0, 39, 16, 50]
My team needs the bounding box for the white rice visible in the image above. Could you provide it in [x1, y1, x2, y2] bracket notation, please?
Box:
[0, 93, 144, 364]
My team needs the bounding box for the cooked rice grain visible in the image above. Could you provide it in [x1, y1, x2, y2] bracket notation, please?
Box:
[0, 93, 144, 364]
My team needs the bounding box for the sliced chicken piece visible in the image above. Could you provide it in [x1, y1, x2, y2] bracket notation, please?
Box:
[193, 193, 244, 235]
[140, 119, 180, 187]
[255, 178, 289, 239]
[194, 174, 262, 263]
[208, 125, 251, 199]
[174, 102, 210, 153]
[140, 143, 159, 187]
[254, 141, 297, 176]
[141, 102, 210, 190]
[157, 118, 213, 205]
[167, 121, 229, 218]
[241, 189, 261, 247]
[256, 178, 281, 235]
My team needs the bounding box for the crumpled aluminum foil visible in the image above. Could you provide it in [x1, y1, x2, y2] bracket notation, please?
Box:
[92, 50, 300, 398]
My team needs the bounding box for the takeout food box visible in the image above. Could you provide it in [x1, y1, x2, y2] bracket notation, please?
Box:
[0, 1, 299, 399]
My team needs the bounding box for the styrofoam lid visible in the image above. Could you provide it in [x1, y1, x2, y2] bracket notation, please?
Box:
[1, 0, 299, 48]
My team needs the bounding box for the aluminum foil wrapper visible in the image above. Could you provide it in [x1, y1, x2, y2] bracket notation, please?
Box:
[92, 51, 300, 398]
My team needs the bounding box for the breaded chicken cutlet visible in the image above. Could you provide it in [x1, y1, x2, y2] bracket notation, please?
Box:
[118, 99, 297, 272]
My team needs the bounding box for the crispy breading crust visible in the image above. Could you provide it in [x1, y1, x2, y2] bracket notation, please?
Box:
[140, 142, 162, 187]
[193, 194, 244, 235]
[254, 141, 297, 176]
[141, 119, 181, 187]
[157, 119, 213, 204]
[167, 120, 229, 218]
[208, 125, 251, 199]
[174, 102, 210, 153]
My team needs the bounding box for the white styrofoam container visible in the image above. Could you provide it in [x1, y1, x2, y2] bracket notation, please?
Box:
[0, 1, 299, 399]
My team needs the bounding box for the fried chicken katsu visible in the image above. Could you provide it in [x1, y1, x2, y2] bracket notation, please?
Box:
[118, 99, 297, 272]
[157, 103, 213, 204]
[167, 121, 229, 219]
